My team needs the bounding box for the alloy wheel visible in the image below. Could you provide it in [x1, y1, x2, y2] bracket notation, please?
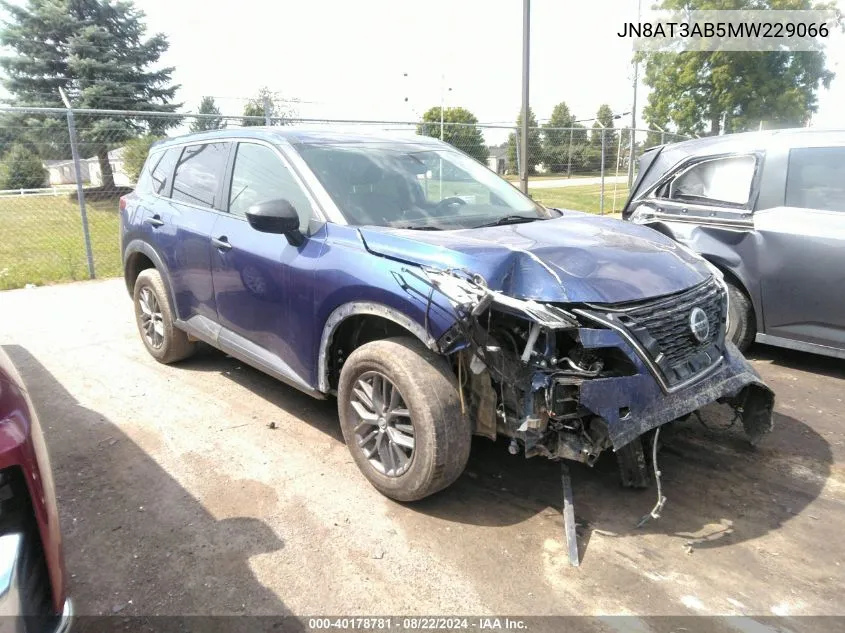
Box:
[138, 287, 165, 349]
[350, 371, 415, 477]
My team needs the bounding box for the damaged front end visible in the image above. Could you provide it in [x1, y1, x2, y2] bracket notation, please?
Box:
[397, 266, 774, 484]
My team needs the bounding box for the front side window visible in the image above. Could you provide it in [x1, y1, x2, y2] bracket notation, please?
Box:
[295, 142, 550, 230]
[786, 147, 845, 212]
[171, 142, 230, 209]
[228, 143, 314, 231]
[663, 154, 756, 207]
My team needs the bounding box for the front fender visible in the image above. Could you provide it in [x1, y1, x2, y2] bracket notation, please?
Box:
[316, 301, 442, 393]
[313, 225, 461, 393]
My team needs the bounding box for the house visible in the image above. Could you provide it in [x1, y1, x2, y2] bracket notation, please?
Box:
[486, 146, 509, 174]
[42, 146, 131, 187]
[88, 147, 132, 187]
[44, 159, 91, 186]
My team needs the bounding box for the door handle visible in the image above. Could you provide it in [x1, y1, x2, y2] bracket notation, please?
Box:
[145, 214, 165, 228]
[212, 236, 233, 251]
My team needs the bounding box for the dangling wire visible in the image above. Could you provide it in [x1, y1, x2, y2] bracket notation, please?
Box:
[637, 426, 667, 528]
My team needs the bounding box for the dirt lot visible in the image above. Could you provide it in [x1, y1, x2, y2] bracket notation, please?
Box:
[1, 279, 844, 626]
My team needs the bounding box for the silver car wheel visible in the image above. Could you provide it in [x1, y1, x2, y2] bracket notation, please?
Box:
[138, 287, 165, 349]
[350, 371, 415, 477]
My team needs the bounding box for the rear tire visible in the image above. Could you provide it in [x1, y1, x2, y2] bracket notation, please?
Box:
[726, 280, 755, 352]
[338, 337, 471, 502]
[133, 269, 196, 364]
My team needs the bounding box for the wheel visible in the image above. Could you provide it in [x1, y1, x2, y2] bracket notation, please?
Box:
[725, 279, 755, 352]
[133, 268, 196, 364]
[337, 337, 471, 502]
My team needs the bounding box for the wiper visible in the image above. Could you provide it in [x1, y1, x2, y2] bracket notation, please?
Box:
[472, 215, 543, 229]
[400, 225, 443, 231]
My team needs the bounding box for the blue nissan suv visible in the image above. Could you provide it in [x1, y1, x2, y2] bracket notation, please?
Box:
[120, 128, 774, 502]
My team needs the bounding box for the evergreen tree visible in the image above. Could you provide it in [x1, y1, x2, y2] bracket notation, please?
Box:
[190, 97, 224, 132]
[0, 0, 180, 190]
[0, 144, 47, 189]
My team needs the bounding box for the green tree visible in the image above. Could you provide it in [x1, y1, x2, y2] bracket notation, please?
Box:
[242, 87, 297, 126]
[590, 104, 618, 169]
[190, 96, 224, 132]
[0, 144, 47, 189]
[640, 0, 839, 136]
[122, 134, 161, 182]
[0, 0, 181, 190]
[417, 106, 488, 162]
[543, 102, 575, 148]
[541, 101, 588, 173]
[507, 108, 542, 175]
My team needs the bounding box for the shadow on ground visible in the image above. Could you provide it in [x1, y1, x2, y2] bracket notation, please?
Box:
[4, 345, 305, 628]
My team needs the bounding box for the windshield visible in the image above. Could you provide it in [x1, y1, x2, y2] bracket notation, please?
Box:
[295, 142, 550, 230]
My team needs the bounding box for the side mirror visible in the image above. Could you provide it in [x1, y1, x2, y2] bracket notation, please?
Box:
[245, 199, 304, 246]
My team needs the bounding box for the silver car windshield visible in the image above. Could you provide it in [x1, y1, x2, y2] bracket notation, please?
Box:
[295, 142, 550, 230]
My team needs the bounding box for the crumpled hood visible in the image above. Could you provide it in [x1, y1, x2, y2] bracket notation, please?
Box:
[358, 213, 711, 303]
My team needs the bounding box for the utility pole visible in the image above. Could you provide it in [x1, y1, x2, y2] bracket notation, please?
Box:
[263, 95, 272, 126]
[439, 74, 452, 141]
[520, 0, 531, 194]
[627, 0, 642, 188]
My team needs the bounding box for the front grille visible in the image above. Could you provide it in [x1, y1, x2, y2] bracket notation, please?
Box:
[603, 278, 727, 387]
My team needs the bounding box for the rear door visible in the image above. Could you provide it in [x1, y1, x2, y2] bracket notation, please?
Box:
[755, 144, 845, 349]
[163, 141, 233, 321]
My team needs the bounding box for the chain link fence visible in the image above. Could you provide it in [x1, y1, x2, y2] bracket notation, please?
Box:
[0, 105, 690, 290]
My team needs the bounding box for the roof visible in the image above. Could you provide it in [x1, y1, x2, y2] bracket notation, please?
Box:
[152, 127, 450, 151]
[660, 127, 845, 156]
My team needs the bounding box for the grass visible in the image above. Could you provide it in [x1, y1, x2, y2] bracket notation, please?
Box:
[0, 183, 626, 291]
[0, 194, 122, 290]
[529, 183, 630, 215]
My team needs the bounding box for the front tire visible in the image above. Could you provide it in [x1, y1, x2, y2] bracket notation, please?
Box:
[337, 337, 471, 502]
[133, 269, 196, 364]
[726, 280, 755, 352]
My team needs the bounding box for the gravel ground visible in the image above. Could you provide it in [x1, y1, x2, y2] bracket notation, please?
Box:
[1, 279, 843, 628]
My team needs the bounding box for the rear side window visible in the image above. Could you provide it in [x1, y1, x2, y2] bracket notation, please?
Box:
[171, 142, 230, 209]
[228, 142, 314, 231]
[786, 147, 845, 212]
[662, 155, 756, 207]
[147, 148, 179, 196]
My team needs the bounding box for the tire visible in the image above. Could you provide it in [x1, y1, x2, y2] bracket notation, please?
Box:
[133, 268, 196, 364]
[337, 337, 471, 502]
[726, 279, 755, 352]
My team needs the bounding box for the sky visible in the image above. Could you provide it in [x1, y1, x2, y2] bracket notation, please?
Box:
[4, 0, 845, 138]
[135, 0, 845, 135]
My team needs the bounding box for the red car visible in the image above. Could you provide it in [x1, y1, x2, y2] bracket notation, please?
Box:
[0, 347, 72, 631]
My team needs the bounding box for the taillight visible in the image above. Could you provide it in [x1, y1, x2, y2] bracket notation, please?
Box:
[119, 196, 127, 213]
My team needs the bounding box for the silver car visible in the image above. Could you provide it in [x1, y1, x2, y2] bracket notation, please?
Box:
[622, 129, 845, 360]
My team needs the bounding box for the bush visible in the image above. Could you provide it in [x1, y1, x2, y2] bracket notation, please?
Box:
[122, 135, 163, 183]
[0, 144, 47, 190]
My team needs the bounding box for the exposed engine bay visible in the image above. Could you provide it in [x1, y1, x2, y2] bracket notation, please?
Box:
[395, 265, 775, 487]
